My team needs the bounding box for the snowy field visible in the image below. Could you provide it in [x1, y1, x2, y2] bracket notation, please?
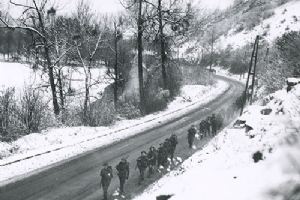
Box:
[133, 85, 300, 200]
[0, 62, 110, 101]
[0, 80, 229, 185]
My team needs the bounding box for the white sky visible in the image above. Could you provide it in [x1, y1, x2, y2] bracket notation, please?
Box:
[3, 0, 233, 17]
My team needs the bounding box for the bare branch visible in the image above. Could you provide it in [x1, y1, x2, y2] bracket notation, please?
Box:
[0, 17, 45, 38]
[9, 0, 35, 10]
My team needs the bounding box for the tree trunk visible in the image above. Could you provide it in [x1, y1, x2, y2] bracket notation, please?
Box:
[57, 68, 64, 109]
[35, 6, 60, 115]
[138, 0, 145, 113]
[114, 22, 118, 109]
[158, 0, 168, 90]
[83, 62, 91, 125]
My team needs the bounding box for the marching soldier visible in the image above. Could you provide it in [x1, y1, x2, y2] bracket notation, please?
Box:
[136, 151, 148, 184]
[163, 138, 172, 160]
[147, 146, 157, 176]
[169, 134, 178, 162]
[199, 120, 206, 138]
[205, 116, 212, 137]
[100, 163, 113, 200]
[211, 114, 217, 136]
[157, 143, 167, 167]
[187, 124, 197, 148]
[116, 158, 129, 194]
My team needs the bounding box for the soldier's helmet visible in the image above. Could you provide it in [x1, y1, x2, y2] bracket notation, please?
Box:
[121, 158, 127, 162]
[150, 146, 155, 151]
[141, 151, 147, 155]
[103, 162, 108, 166]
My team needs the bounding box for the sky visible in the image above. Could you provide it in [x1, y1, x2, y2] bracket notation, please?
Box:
[3, 0, 233, 17]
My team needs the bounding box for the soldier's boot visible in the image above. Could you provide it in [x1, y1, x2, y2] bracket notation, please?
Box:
[103, 189, 108, 200]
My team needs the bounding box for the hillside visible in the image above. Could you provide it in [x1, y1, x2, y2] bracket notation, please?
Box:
[182, 0, 300, 57]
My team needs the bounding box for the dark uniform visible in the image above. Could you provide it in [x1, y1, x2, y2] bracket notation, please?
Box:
[205, 117, 212, 136]
[157, 143, 167, 167]
[163, 138, 172, 159]
[187, 125, 197, 148]
[136, 151, 148, 184]
[100, 164, 113, 200]
[147, 146, 157, 176]
[210, 114, 217, 136]
[199, 120, 206, 138]
[169, 134, 178, 162]
[116, 158, 129, 194]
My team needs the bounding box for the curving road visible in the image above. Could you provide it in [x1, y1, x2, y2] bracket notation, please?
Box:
[0, 76, 244, 200]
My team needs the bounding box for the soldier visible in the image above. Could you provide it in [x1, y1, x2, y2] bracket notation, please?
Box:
[100, 163, 113, 200]
[199, 120, 206, 138]
[147, 146, 157, 176]
[157, 143, 166, 167]
[136, 151, 148, 184]
[169, 134, 178, 162]
[163, 138, 172, 159]
[187, 124, 197, 148]
[205, 116, 212, 137]
[116, 158, 129, 194]
[210, 114, 217, 136]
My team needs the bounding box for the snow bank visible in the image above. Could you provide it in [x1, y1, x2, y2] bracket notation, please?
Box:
[0, 80, 229, 184]
[133, 85, 300, 200]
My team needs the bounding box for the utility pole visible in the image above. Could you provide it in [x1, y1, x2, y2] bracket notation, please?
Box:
[240, 35, 260, 115]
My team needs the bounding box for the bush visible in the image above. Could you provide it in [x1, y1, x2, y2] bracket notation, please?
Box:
[18, 88, 47, 133]
[117, 100, 141, 119]
[0, 87, 49, 142]
[0, 88, 20, 141]
[144, 61, 183, 114]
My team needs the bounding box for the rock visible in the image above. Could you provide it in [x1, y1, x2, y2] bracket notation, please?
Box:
[261, 108, 272, 115]
[252, 151, 263, 163]
[156, 195, 174, 200]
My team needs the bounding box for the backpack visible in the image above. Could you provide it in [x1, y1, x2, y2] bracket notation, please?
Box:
[101, 167, 112, 180]
[137, 156, 148, 169]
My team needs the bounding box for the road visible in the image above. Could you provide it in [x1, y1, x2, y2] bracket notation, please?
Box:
[0, 76, 244, 200]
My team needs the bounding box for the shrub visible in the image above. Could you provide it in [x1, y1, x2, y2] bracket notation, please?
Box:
[0, 88, 20, 141]
[0, 87, 49, 142]
[117, 100, 141, 119]
[18, 88, 47, 133]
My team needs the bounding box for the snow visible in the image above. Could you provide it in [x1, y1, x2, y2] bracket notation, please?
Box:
[218, 0, 300, 49]
[0, 80, 229, 185]
[194, 0, 234, 11]
[133, 84, 300, 200]
[0, 62, 110, 101]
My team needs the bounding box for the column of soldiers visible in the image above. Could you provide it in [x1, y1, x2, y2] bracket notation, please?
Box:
[99, 134, 178, 200]
[99, 114, 220, 200]
[188, 114, 219, 148]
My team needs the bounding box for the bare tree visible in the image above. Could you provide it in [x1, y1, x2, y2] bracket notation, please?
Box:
[72, 0, 108, 125]
[0, 0, 63, 115]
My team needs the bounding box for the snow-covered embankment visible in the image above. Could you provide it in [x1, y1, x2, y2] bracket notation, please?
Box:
[133, 85, 300, 200]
